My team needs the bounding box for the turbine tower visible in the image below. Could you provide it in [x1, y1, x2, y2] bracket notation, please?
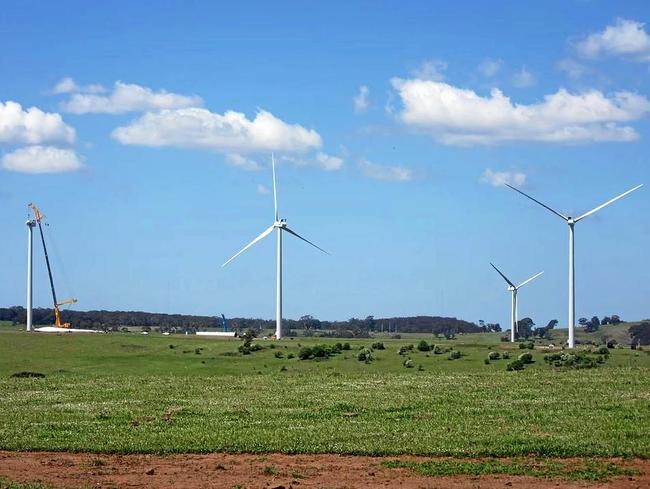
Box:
[490, 263, 543, 342]
[223, 154, 328, 339]
[26, 218, 36, 332]
[506, 183, 643, 348]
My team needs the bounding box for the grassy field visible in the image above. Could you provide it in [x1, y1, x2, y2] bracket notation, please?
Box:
[0, 330, 649, 457]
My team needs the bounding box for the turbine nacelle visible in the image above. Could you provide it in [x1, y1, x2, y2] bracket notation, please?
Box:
[274, 219, 288, 229]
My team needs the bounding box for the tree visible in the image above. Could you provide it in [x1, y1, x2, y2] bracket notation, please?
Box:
[611, 315, 622, 325]
[579, 317, 588, 326]
[517, 317, 535, 339]
[585, 316, 600, 333]
[629, 322, 650, 346]
[601, 316, 611, 325]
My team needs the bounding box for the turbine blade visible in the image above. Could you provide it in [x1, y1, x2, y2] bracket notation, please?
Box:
[222, 224, 275, 267]
[490, 263, 516, 288]
[505, 184, 568, 221]
[272, 153, 278, 221]
[283, 226, 329, 255]
[574, 184, 643, 222]
[517, 271, 543, 289]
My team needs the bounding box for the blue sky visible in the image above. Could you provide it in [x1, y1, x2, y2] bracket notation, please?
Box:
[1, 1, 649, 328]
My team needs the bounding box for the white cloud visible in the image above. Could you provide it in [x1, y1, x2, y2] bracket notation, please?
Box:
[411, 59, 447, 81]
[512, 66, 536, 87]
[353, 85, 370, 113]
[257, 183, 270, 194]
[52, 77, 105, 94]
[576, 18, 650, 60]
[557, 58, 590, 79]
[391, 78, 650, 145]
[1, 145, 83, 174]
[480, 168, 526, 187]
[113, 108, 322, 154]
[62, 81, 202, 114]
[0, 101, 75, 145]
[358, 159, 413, 182]
[315, 152, 343, 171]
[478, 58, 503, 77]
[225, 153, 262, 171]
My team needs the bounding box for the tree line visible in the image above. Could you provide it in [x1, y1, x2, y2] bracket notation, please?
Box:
[0, 307, 481, 336]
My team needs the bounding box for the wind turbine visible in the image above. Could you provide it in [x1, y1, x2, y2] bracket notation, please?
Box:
[490, 263, 543, 342]
[222, 154, 328, 340]
[506, 183, 643, 348]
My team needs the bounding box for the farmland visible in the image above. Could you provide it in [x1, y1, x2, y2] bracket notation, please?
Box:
[0, 329, 649, 459]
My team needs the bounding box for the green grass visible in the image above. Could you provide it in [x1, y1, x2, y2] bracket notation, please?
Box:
[0, 479, 53, 489]
[383, 458, 638, 481]
[0, 331, 649, 457]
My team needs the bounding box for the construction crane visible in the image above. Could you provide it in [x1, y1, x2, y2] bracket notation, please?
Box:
[28, 203, 77, 328]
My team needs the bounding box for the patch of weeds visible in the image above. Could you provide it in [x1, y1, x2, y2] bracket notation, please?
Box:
[382, 458, 638, 482]
[262, 465, 278, 475]
[10, 372, 45, 379]
[448, 350, 461, 360]
[0, 479, 55, 489]
[90, 458, 106, 467]
[291, 471, 306, 479]
[544, 351, 603, 369]
[506, 359, 525, 371]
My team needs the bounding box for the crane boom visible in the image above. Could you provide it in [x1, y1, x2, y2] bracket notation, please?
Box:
[28, 203, 77, 328]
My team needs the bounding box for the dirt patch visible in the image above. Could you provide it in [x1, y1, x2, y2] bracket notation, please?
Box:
[0, 451, 647, 488]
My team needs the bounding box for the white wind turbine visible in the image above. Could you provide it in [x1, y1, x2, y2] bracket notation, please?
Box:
[490, 263, 543, 342]
[506, 183, 643, 348]
[222, 154, 328, 339]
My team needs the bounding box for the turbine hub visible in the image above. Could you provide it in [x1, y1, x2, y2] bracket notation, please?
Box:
[274, 219, 287, 228]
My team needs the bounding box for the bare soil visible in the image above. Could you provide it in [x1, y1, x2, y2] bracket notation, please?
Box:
[0, 451, 647, 489]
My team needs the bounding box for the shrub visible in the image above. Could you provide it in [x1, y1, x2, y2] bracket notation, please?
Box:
[418, 364, 424, 371]
[606, 339, 617, 349]
[403, 359, 414, 368]
[169, 344, 175, 349]
[484, 359, 490, 365]
[371, 341, 385, 350]
[519, 341, 534, 350]
[274, 351, 284, 359]
[502, 352, 511, 359]
[357, 348, 373, 362]
[287, 353, 295, 359]
[506, 359, 525, 371]
[334, 342, 343, 352]
[342, 342, 351, 350]
[544, 351, 601, 369]
[500, 336, 509, 342]
[238, 345, 251, 355]
[518, 352, 534, 364]
[596, 346, 609, 355]
[250, 344, 264, 352]
[417, 340, 430, 352]
[448, 350, 461, 360]
[432, 344, 445, 354]
[298, 347, 313, 360]
[488, 351, 500, 360]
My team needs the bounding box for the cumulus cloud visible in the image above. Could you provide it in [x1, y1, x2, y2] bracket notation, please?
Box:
[358, 159, 413, 182]
[480, 168, 526, 187]
[0, 101, 75, 145]
[277, 152, 344, 171]
[411, 59, 447, 81]
[225, 153, 262, 171]
[354, 85, 370, 113]
[112, 108, 322, 155]
[1, 145, 83, 174]
[390, 78, 650, 145]
[62, 81, 202, 114]
[478, 58, 503, 77]
[556, 58, 590, 79]
[51, 77, 105, 94]
[512, 66, 536, 87]
[576, 18, 650, 60]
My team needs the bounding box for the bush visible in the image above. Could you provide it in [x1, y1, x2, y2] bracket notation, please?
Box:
[334, 342, 343, 352]
[484, 359, 490, 365]
[403, 359, 414, 368]
[298, 347, 313, 360]
[500, 336, 509, 342]
[287, 353, 295, 359]
[543, 351, 602, 369]
[488, 351, 500, 360]
[519, 341, 534, 350]
[357, 348, 373, 362]
[432, 344, 445, 354]
[506, 359, 525, 371]
[342, 342, 351, 350]
[518, 352, 534, 364]
[417, 340, 430, 352]
[448, 350, 461, 360]
[371, 341, 385, 350]
[274, 351, 284, 359]
[596, 346, 609, 355]
[502, 352, 511, 359]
